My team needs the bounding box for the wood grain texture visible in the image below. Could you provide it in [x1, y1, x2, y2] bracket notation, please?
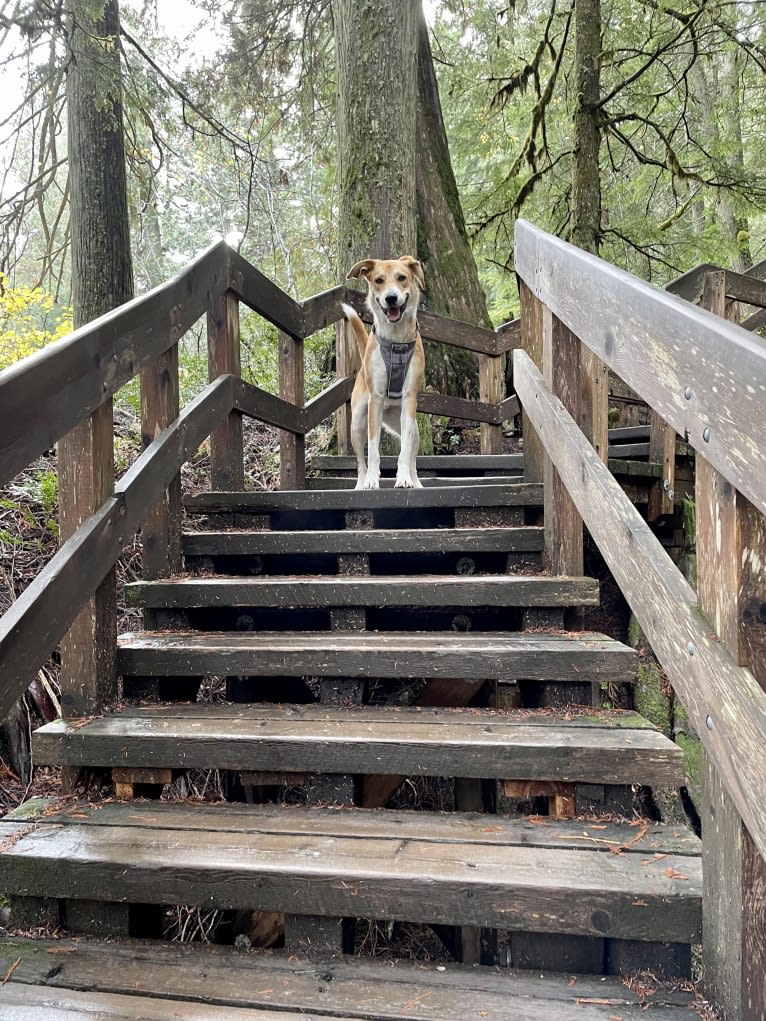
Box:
[648, 409, 675, 520]
[233, 378, 303, 433]
[514, 347, 766, 864]
[0, 378, 233, 722]
[0, 801, 701, 942]
[124, 574, 600, 609]
[519, 280, 545, 485]
[184, 482, 542, 513]
[207, 291, 244, 490]
[543, 307, 583, 576]
[479, 352, 504, 453]
[0, 935, 703, 1019]
[116, 629, 635, 681]
[515, 219, 766, 517]
[141, 344, 182, 578]
[33, 705, 682, 786]
[182, 526, 544, 556]
[302, 377, 355, 432]
[227, 249, 303, 338]
[278, 331, 305, 489]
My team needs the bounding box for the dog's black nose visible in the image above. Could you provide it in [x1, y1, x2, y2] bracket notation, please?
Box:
[384, 293, 399, 306]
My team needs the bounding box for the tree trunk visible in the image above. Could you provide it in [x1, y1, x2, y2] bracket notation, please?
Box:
[334, 0, 418, 266]
[571, 0, 601, 255]
[59, 0, 134, 721]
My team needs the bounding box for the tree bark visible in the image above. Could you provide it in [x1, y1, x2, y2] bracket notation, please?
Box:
[59, 0, 134, 720]
[571, 0, 601, 255]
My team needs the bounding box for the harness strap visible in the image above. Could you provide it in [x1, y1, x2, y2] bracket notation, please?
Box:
[375, 332, 417, 400]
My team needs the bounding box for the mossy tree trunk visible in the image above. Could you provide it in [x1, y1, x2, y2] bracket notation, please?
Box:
[59, 0, 134, 723]
[571, 0, 601, 255]
[332, 0, 489, 404]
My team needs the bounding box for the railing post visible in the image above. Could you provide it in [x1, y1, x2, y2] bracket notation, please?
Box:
[336, 319, 354, 455]
[697, 270, 766, 1020]
[58, 404, 117, 716]
[518, 280, 545, 485]
[479, 353, 503, 454]
[542, 305, 583, 577]
[579, 348, 608, 464]
[141, 345, 182, 579]
[207, 291, 244, 491]
[279, 331, 305, 489]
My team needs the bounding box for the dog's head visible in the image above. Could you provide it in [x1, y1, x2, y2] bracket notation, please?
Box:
[346, 256, 424, 327]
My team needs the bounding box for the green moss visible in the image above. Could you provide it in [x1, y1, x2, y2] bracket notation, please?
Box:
[682, 496, 696, 551]
[627, 614, 647, 650]
[635, 661, 672, 737]
[676, 731, 702, 811]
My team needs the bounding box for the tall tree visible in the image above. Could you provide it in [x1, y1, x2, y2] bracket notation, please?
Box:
[571, 0, 601, 254]
[58, 0, 134, 719]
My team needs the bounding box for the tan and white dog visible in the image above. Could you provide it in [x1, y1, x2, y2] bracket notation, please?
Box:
[340, 256, 426, 490]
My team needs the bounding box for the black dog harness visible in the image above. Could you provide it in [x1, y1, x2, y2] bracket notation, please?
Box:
[375, 332, 417, 400]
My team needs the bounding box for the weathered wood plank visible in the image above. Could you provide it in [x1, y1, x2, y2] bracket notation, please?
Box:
[0, 242, 231, 487]
[311, 454, 523, 472]
[543, 307, 583, 576]
[207, 291, 245, 490]
[494, 317, 521, 355]
[184, 482, 542, 513]
[227, 249, 304, 338]
[124, 574, 600, 610]
[233, 378, 303, 433]
[519, 280, 545, 485]
[0, 936, 703, 1018]
[302, 376, 355, 432]
[278, 331, 305, 489]
[183, 526, 544, 556]
[479, 351, 504, 453]
[34, 705, 682, 786]
[723, 268, 766, 308]
[305, 474, 522, 489]
[416, 391, 503, 425]
[8, 797, 700, 854]
[515, 219, 766, 517]
[300, 284, 346, 335]
[0, 377, 233, 722]
[116, 629, 635, 681]
[0, 803, 701, 942]
[648, 409, 675, 520]
[514, 347, 766, 864]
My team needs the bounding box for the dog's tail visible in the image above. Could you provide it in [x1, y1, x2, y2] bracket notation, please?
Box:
[340, 302, 368, 365]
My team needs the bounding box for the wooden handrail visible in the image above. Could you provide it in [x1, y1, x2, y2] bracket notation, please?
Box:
[514, 348, 766, 863]
[515, 219, 766, 518]
[0, 375, 235, 720]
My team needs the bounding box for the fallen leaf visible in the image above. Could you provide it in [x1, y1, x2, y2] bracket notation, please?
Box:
[2, 958, 20, 984]
[567, 976, 577, 987]
[665, 866, 689, 880]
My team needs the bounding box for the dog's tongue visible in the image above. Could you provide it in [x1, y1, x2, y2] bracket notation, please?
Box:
[386, 306, 402, 323]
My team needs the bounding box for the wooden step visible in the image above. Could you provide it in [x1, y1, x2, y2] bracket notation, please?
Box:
[34, 706, 682, 786]
[184, 482, 542, 514]
[0, 800, 701, 944]
[0, 935, 706, 1018]
[312, 453, 524, 476]
[125, 574, 599, 610]
[115, 629, 636, 681]
[183, 526, 544, 556]
[306, 476, 522, 489]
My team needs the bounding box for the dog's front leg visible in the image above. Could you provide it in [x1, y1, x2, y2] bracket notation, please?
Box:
[363, 392, 384, 489]
[395, 392, 421, 488]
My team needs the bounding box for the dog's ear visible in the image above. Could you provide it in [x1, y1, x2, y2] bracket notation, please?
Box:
[346, 260, 376, 281]
[398, 256, 425, 290]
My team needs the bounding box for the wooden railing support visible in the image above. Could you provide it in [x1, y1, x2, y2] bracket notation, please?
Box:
[279, 331, 305, 489]
[336, 319, 355, 455]
[58, 404, 117, 718]
[518, 280, 545, 485]
[207, 291, 244, 491]
[141, 346, 182, 579]
[479, 354, 503, 454]
[542, 307, 584, 577]
[698, 270, 766, 1021]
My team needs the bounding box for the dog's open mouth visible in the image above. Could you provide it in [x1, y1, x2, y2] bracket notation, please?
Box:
[383, 297, 407, 323]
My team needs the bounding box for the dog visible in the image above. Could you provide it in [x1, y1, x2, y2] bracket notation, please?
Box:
[340, 256, 426, 490]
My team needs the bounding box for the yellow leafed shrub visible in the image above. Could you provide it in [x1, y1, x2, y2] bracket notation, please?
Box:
[0, 276, 73, 371]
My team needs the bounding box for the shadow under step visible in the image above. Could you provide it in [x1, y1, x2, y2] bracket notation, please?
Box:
[305, 476, 522, 489]
[33, 705, 683, 787]
[184, 482, 542, 514]
[125, 574, 599, 610]
[115, 629, 636, 681]
[0, 800, 701, 945]
[0, 935, 705, 1019]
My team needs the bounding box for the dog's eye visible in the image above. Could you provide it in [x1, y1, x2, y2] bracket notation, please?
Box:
[397, 274, 407, 282]
[375, 277, 384, 285]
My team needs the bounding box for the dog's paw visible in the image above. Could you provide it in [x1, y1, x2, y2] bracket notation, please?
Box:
[394, 475, 416, 489]
[362, 476, 380, 490]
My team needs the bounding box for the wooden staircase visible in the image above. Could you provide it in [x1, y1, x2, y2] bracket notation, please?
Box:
[0, 473, 703, 1017]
